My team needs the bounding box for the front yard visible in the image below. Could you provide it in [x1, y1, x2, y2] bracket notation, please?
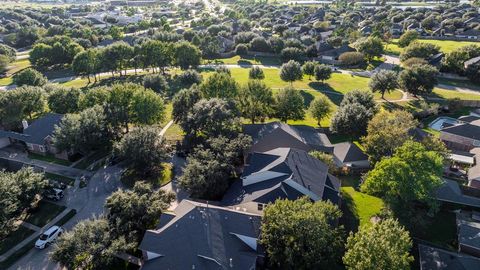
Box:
[28, 153, 72, 166]
[23, 200, 67, 228]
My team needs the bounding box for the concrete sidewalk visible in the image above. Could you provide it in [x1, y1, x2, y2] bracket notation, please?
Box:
[0, 149, 90, 179]
[0, 208, 73, 262]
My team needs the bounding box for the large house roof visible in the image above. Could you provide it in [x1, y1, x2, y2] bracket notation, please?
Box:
[436, 179, 480, 208]
[0, 113, 63, 145]
[458, 222, 480, 251]
[222, 148, 341, 206]
[333, 142, 368, 163]
[139, 200, 262, 270]
[442, 123, 480, 141]
[418, 244, 480, 270]
[243, 122, 332, 153]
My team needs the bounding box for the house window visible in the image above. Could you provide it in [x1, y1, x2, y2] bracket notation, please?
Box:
[39, 145, 45, 152]
[257, 204, 264, 211]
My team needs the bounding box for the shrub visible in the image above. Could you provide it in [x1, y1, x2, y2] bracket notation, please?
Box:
[339, 52, 365, 67]
[13, 68, 47, 86]
[235, 44, 248, 56]
[143, 74, 169, 94]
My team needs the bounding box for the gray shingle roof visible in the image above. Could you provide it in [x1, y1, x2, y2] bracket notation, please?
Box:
[442, 123, 480, 141]
[139, 200, 262, 270]
[222, 148, 341, 206]
[243, 122, 333, 153]
[418, 244, 480, 270]
[333, 142, 368, 163]
[0, 113, 63, 145]
[458, 223, 480, 251]
[436, 179, 480, 208]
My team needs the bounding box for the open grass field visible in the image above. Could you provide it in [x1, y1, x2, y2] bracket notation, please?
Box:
[386, 39, 480, 55]
[204, 55, 282, 66]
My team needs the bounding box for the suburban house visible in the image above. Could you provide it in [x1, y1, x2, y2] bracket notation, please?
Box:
[333, 142, 370, 170]
[243, 122, 333, 154]
[436, 178, 480, 209]
[138, 200, 263, 270]
[440, 122, 480, 152]
[0, 113, 68, 159]
[319, 44, 356, 63]
[457, 210, 480, 258]
[418, 244, 480, 270]
[468, 148, 480, 189]
[221, 147, 341, 214]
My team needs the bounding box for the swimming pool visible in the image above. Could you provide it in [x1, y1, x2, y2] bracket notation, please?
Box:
[429, 117, 460, 131]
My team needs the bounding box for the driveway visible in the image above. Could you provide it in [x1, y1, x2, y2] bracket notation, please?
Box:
[8, 165, 124, 270]
[161, 154, 189, 211]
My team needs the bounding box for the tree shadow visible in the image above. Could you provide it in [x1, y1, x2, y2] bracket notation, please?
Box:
[339, 191, 360, 233]
[308, 81, 344, 106]
[94, 74, 145, 87]
[237, 59, 253, 67]
[299, 90, 314, 107]
[382, 101, 404, 112]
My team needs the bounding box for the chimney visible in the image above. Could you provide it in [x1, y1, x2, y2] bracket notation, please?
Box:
[22, 120, 28, 130]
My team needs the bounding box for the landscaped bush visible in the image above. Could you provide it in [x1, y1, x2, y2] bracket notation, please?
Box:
[339, 52, 365, 67]
[13, 68, 47, 86]
[176, 69, 203, 87]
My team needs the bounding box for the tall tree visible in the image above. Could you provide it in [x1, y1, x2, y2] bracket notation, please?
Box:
[174, 41, 202, 70]
[275, 86, 305, 122]
[130, 89, 165, 125]
[105, 181, 175, 243]
[199, 72, 238, 99]
[72, 49, 100, 83]
[237, 80, 274, 124]
[280, 60, 303, 85]
[314, 64, 332, 83]
[361, 140, 444, 214]
[13, 68, 47, 87]
[343, 218, 413, 270]
[302, 61, 317, 80]
[398, 64, 438, 97]
[171, 86, 202, 125]
[51, 218, 130, 270]
[0, 86, 45, 128]
[114, 126, 168, 176]
[261, 197, 345, 269]
[398, 30, 419, 48]
[47, 86, 82, 114]
[362, 110, 418, 164]
[309, 96, 332, 127]
[352, 37, 384, 61]
[249, 66, 265, 80]
[0, 168, 46, 238]
[369, 70, 398, 99]
[330, 90, 378, 136]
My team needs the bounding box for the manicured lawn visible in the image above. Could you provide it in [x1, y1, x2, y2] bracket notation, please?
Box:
[28, 153, 72, 166]
[45, 172, 75, 186]
[0, 225, 35, 255]
[431, 88, 480, 101]
[339, 175, 385, 232]
[205, 55, 281, 66]
[387, 39, 480, 55]
[24, 200, 67, 227]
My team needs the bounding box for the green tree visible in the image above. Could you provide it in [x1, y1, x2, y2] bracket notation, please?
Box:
[130, 89, 165, 125]
[114, 126, 168, 176]
[261, 197, 345, 269]
[105, 181, 175, 243]
[53, 105, 111, 155]
[174, 41, 202, 70]
[400, 42, 440, 62]
[142, 74, 169, 94]
[302, 61, 317, 80]
[398, 64, 438, 97]
[280, 60, 303, 85]
[309, 96, 332, 127]
[361, 140, 444, 214]
[51, 218, 130, 270]
[0, 167, 47, 238]
[362, 110, 418, 164]
[353, 37, 384, 61]
[179, 147, 231, 200]
[79, 86, 110, 110]
[314, 64, 332, 83]
[398, 30, 419, 48]
[237, 80, 274, 124]
[343, 218, 413, 270]
[330, 90, 378, 136]
[199, 72, 239, 99]
[13, 68, 47, 87]
[441, 45, 480, 75]
[369, 70, 399, 99]
[249, 66, 265, 80]
[0, 55, 10, 74]
[275, 86, 305, 122]
[72, 49, 100, 83]
[0, 86, 45, 128]
[47, 86, 82, 114]
[104, 83, 139, 133]
[171, 86, 202, 125]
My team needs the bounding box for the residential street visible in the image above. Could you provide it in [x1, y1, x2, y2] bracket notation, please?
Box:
[8, 165, 124, 270]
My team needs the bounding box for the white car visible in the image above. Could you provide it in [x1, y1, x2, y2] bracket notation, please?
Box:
[35, 226, 64, 249]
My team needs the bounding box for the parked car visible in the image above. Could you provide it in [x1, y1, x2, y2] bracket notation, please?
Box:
[43, 188, 64, 201]
[35, 226, 64, 249]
